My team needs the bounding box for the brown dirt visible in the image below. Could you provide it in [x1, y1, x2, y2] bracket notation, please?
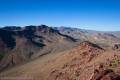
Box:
[0, 41, 120, 80]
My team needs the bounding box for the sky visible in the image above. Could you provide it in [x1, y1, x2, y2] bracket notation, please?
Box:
[0, 0, 120, 31]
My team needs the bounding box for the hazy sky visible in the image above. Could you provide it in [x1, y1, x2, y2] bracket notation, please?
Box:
[0, 0, 120, 31]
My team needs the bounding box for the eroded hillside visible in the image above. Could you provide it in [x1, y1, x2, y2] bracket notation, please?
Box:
[1, 41, 120, 80]
[0, 25, 76, 72]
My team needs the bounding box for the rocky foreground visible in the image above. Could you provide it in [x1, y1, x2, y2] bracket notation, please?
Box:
[1, 41, 120, 80]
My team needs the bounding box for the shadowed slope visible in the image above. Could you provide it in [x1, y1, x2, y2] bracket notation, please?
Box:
[0, 25, 76, 72]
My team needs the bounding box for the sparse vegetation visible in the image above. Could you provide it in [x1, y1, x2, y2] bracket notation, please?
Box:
[109, 59, 120, 68]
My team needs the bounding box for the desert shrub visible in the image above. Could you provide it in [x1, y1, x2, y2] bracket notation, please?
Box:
[109, 57, 120, 68]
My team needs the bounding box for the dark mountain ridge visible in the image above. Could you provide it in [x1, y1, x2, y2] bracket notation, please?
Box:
[0, 25, 76, 72]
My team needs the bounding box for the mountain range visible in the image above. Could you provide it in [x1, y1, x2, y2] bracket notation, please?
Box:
[54, 27, 120, 46]
[0, 25, 120, 80]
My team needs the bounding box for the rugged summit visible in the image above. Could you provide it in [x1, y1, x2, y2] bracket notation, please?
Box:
[78, 41, 104, 50]
[40, 41, 119, 80]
